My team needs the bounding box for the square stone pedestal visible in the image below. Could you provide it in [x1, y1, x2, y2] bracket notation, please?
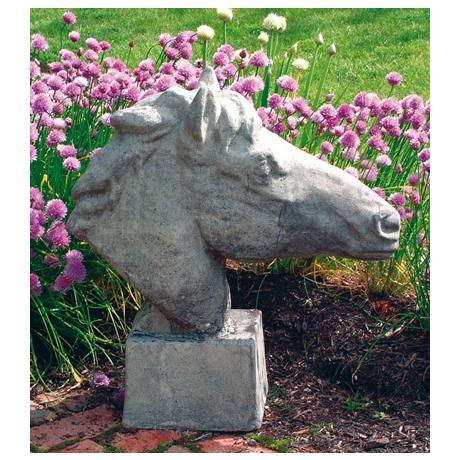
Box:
[122, 309, 268, 431]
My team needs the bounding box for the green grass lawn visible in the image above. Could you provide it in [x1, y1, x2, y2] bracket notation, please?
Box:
[30, 8, 429, 103]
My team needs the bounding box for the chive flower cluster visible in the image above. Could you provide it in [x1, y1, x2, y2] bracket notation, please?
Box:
[30, 10, 430, 298]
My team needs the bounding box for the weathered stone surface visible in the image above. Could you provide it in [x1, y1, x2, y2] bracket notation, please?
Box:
[122, 309, 268, 431]
[67, 66, 400, 334]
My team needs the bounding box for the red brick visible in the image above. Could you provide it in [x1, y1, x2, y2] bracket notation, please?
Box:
[111, 429, 187, 453]
[54, 439, 105, 453]
[197, 435, 277, 453]
[30, 404, 119, 451]
[164, 445, 194, 453]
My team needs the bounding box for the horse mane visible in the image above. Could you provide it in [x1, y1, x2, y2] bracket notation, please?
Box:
[70, 71, 260, 239]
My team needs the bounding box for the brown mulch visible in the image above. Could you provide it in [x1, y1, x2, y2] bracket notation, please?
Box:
[31, 268, 430, 453]
[227, 268, 430, 453]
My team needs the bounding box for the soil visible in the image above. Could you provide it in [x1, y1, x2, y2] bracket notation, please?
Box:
[228, 269, 430, 453]
[31, 268, 430, 453]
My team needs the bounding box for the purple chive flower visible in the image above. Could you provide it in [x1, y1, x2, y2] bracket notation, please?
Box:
[241, 76, 264, 95]
[30, 145, 37, 163]
[381, 97, 401, 114]
[283, 100, 295, 116]
[65, 249, 84, 262]
[32, 93, 53, 115]
[344, 166, 359, 179]
[388, 192, 406, 206]
[222, 63, 237, 79]
[372, 187, 386, 199]
[319, 104, 337, 119]
[367, 133, 388, 153]
[31, 80, 49, 94]
[213, 51, 230, 67]
[268, 93, 283, 109]
[396, 164, 403, 174]
[320, 141, 334, 154]
[310, 111, 324, 124]
[30, 187, 45, 209]
[402, 94, 424, 111]
[159, 33, 173, 47]
[69, 31, 80, 42]
[249, 50, 270, 68]
[217, 44, 235, 61]
[337, 103, 355, 120]
[175, 60, 196, 79]
[292, 97, 312, 118]
[360, 165, 378, 182]
[407, 174, 419, 186]
[411, 190, 421, 206]
[418, 148, 430, 162]
[155, 74, 177, 92]
[63, 157, 81, 171]
[30, 209, 46, 240]
[62, 11, 77, 25]
[99, 41, 111, 51]
[376, 154, 392, 167]
[112, 386, 125, 406]
[52, 275, 73, 292]
[31, 34, 49, 52]
[46, 129, 67, 148]
[386, 71, 403, 87]
[355, 120, 368, 135]
[85, 37, 100, 51]
[354, 91, 369, 108]
[30, 273, 43, 297]
[276, 75, 299, 93]
[315, 153, 329, 162]
[380, 116, 402, 137]
[30, 60, 41, 79]
[164, 46, 180, 60]
[64, 260, 86, 283]
[84, 49, 99, 62]
[93, 372, 111, 388]
[45, 199, 67, 220]
[339, 130, 360, 149]
[45, 221, 71, 248]
[57, 144, 77, 158]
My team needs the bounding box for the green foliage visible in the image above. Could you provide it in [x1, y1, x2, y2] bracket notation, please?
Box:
[247, 433, 293, 453]
[30, 8, 429, 102]
[345, 392, 372, 412]
[30, 8, 429, 384]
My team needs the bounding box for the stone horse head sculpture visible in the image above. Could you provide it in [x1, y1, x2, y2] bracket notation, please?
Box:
[67, 66, 400, 335]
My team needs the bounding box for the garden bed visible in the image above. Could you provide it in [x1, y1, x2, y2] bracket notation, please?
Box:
[31, 268, 429, 453]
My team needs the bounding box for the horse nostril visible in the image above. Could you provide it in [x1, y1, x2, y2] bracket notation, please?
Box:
[378, 212, 400, 236]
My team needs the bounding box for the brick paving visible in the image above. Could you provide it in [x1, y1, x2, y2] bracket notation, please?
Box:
[30, 390, 279, 453]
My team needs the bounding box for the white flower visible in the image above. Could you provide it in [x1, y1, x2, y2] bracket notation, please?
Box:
[263, 13, 287, 32]
[292, 58, 309, 71]
[217, 8, 233, 22]
[197, 25, 215, 42]
[258, 31, 269, 45]
[328, 43, 337, 55]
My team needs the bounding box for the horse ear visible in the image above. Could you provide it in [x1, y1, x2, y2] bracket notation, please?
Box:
[184, 67, 220, 144]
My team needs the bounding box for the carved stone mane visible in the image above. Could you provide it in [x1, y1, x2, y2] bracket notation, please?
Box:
[68, 68, 263, 334]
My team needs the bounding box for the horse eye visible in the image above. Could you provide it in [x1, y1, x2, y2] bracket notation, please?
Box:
[250, 158, 271, 186]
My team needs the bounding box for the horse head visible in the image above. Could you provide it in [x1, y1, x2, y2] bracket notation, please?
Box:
[68, 67, 400, 334]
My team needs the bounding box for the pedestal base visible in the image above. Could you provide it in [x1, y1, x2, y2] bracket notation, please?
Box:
[122, 309, 268, 431]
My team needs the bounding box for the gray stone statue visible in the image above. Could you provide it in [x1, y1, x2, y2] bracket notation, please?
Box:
[67, 66, 400, 335]
[67, 66, 400, 431]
